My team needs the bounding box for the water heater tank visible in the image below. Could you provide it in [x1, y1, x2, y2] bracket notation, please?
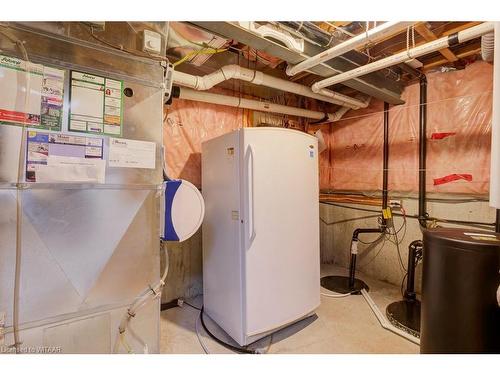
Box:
[421, 228, 500, 353]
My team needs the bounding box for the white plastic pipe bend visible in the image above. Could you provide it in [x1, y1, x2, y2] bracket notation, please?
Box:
[172, 65, 369, 110]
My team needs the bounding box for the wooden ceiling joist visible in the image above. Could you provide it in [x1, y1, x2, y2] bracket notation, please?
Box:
[414, 22, 458, 62]
[422, 41, 482, 71]
[435, 21, 483, 37]
[387, 22, 485, 69]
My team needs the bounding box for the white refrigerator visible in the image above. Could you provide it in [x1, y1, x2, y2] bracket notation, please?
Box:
[201, 127, 320, 346]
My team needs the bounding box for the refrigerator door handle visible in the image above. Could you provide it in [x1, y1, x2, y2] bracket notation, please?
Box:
[247, 145, 256, 244]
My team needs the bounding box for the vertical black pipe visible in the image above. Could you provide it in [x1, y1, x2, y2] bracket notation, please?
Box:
[419, 75, 428, 228]
[496, 209, 500, 233]
[404, 240, 422, 301]
[382, 102, 390, 222]
[349, 253, 357, 288]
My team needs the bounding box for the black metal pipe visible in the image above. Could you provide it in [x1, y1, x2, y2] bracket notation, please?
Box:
[347, 104, 391, 288]
[352, 227, 384, 238]
[382, 102, 390, 223]
[348, 253, 357, 289]
[404, 240, 423, 301]
[418, 75, 428, 228]
[349, 228, 384, 288]
[496, 209, 500, 233]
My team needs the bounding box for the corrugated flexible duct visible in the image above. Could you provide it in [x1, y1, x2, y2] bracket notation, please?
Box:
[482, 33, 494, 62]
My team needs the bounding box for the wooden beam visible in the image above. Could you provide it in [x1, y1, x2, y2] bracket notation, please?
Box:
[392, 22, 484, 55]
[289, 71, 311, 82]
[436, 21, 482, 37]
[414, 22, 458, 62]
[422, 42, 481, 71]
[320, 193, 382, 207]
[329, 21, 351, 27]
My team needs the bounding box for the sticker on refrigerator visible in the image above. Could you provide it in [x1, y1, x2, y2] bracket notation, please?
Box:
[108, 137, 156, 169]
[69, 71, 123, 136]
[0, 54, 65, 131]
[26, 131, 104, 183]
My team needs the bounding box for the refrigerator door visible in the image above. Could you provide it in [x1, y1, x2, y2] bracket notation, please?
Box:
[241, 128, 320, 337]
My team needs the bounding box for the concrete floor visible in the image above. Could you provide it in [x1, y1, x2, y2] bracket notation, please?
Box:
[160, 264, 420, 354]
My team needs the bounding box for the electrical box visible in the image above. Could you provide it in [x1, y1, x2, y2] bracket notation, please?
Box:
[142, 29, 162, 54]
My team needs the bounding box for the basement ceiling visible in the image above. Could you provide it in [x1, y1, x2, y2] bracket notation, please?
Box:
[168, 21, 486, 106]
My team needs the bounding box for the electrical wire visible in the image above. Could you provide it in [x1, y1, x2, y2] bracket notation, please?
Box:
[113, 243, 170, 354]
[400, 272, 408, 298]
[0, 25, 31, 353]
[357, 233, 385, 245]
[172, 47, 228, 68]
[195, 314, 210, 354]
[199, 306, 257, 354]
[182, 300, 202, 311]
[320, 214, 381, 225]
[83, 23, 169, 62]
[358, 237, 388, 269]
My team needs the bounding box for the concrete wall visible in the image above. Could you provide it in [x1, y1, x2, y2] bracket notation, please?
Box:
[160, 198, 496, 303]
[320, 198, 497, 292]
[161, 228, 203, 303]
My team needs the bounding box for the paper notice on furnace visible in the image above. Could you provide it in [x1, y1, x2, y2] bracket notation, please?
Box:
[69, 71, 123, 136]
[108, 138, 156, 169]
[0, 55, 64, 131]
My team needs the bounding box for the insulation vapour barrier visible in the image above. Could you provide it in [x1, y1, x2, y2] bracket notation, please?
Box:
[319, 61, 493, 195]
[164, 61, 492, 195]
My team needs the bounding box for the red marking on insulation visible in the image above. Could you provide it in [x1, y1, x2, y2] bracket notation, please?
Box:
[431, 132, 456, 140]
[433, 174, 472, 186]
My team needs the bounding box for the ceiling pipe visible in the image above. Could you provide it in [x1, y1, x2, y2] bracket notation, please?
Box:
[311, 22, 494, 92]
[173, 65, 368, 110]
[286, 21, 415, 77]
[176, 87, 369, 122]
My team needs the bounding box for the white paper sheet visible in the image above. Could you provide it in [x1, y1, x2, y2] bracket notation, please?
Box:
[35, 156, 106, 183]
[108, 138, 156, 169]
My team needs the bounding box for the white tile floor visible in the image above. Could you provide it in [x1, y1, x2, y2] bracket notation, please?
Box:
[160, 265, 420, 354]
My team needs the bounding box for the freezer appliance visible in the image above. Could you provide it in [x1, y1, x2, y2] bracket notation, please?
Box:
[202, 127, 320, 346]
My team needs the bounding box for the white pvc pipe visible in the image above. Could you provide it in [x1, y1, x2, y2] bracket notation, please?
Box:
[360, 289, 420, 345]
[173, 65, 368, 110]
[490, 23, 500, 208]
[286, 22, 414, 77]
[178, 87, 366, 122]
[312, 22, 494, 91]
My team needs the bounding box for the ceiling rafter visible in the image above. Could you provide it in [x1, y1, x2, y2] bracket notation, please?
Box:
[414, 22, 458, 62]
[423, 41, 482, 71]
